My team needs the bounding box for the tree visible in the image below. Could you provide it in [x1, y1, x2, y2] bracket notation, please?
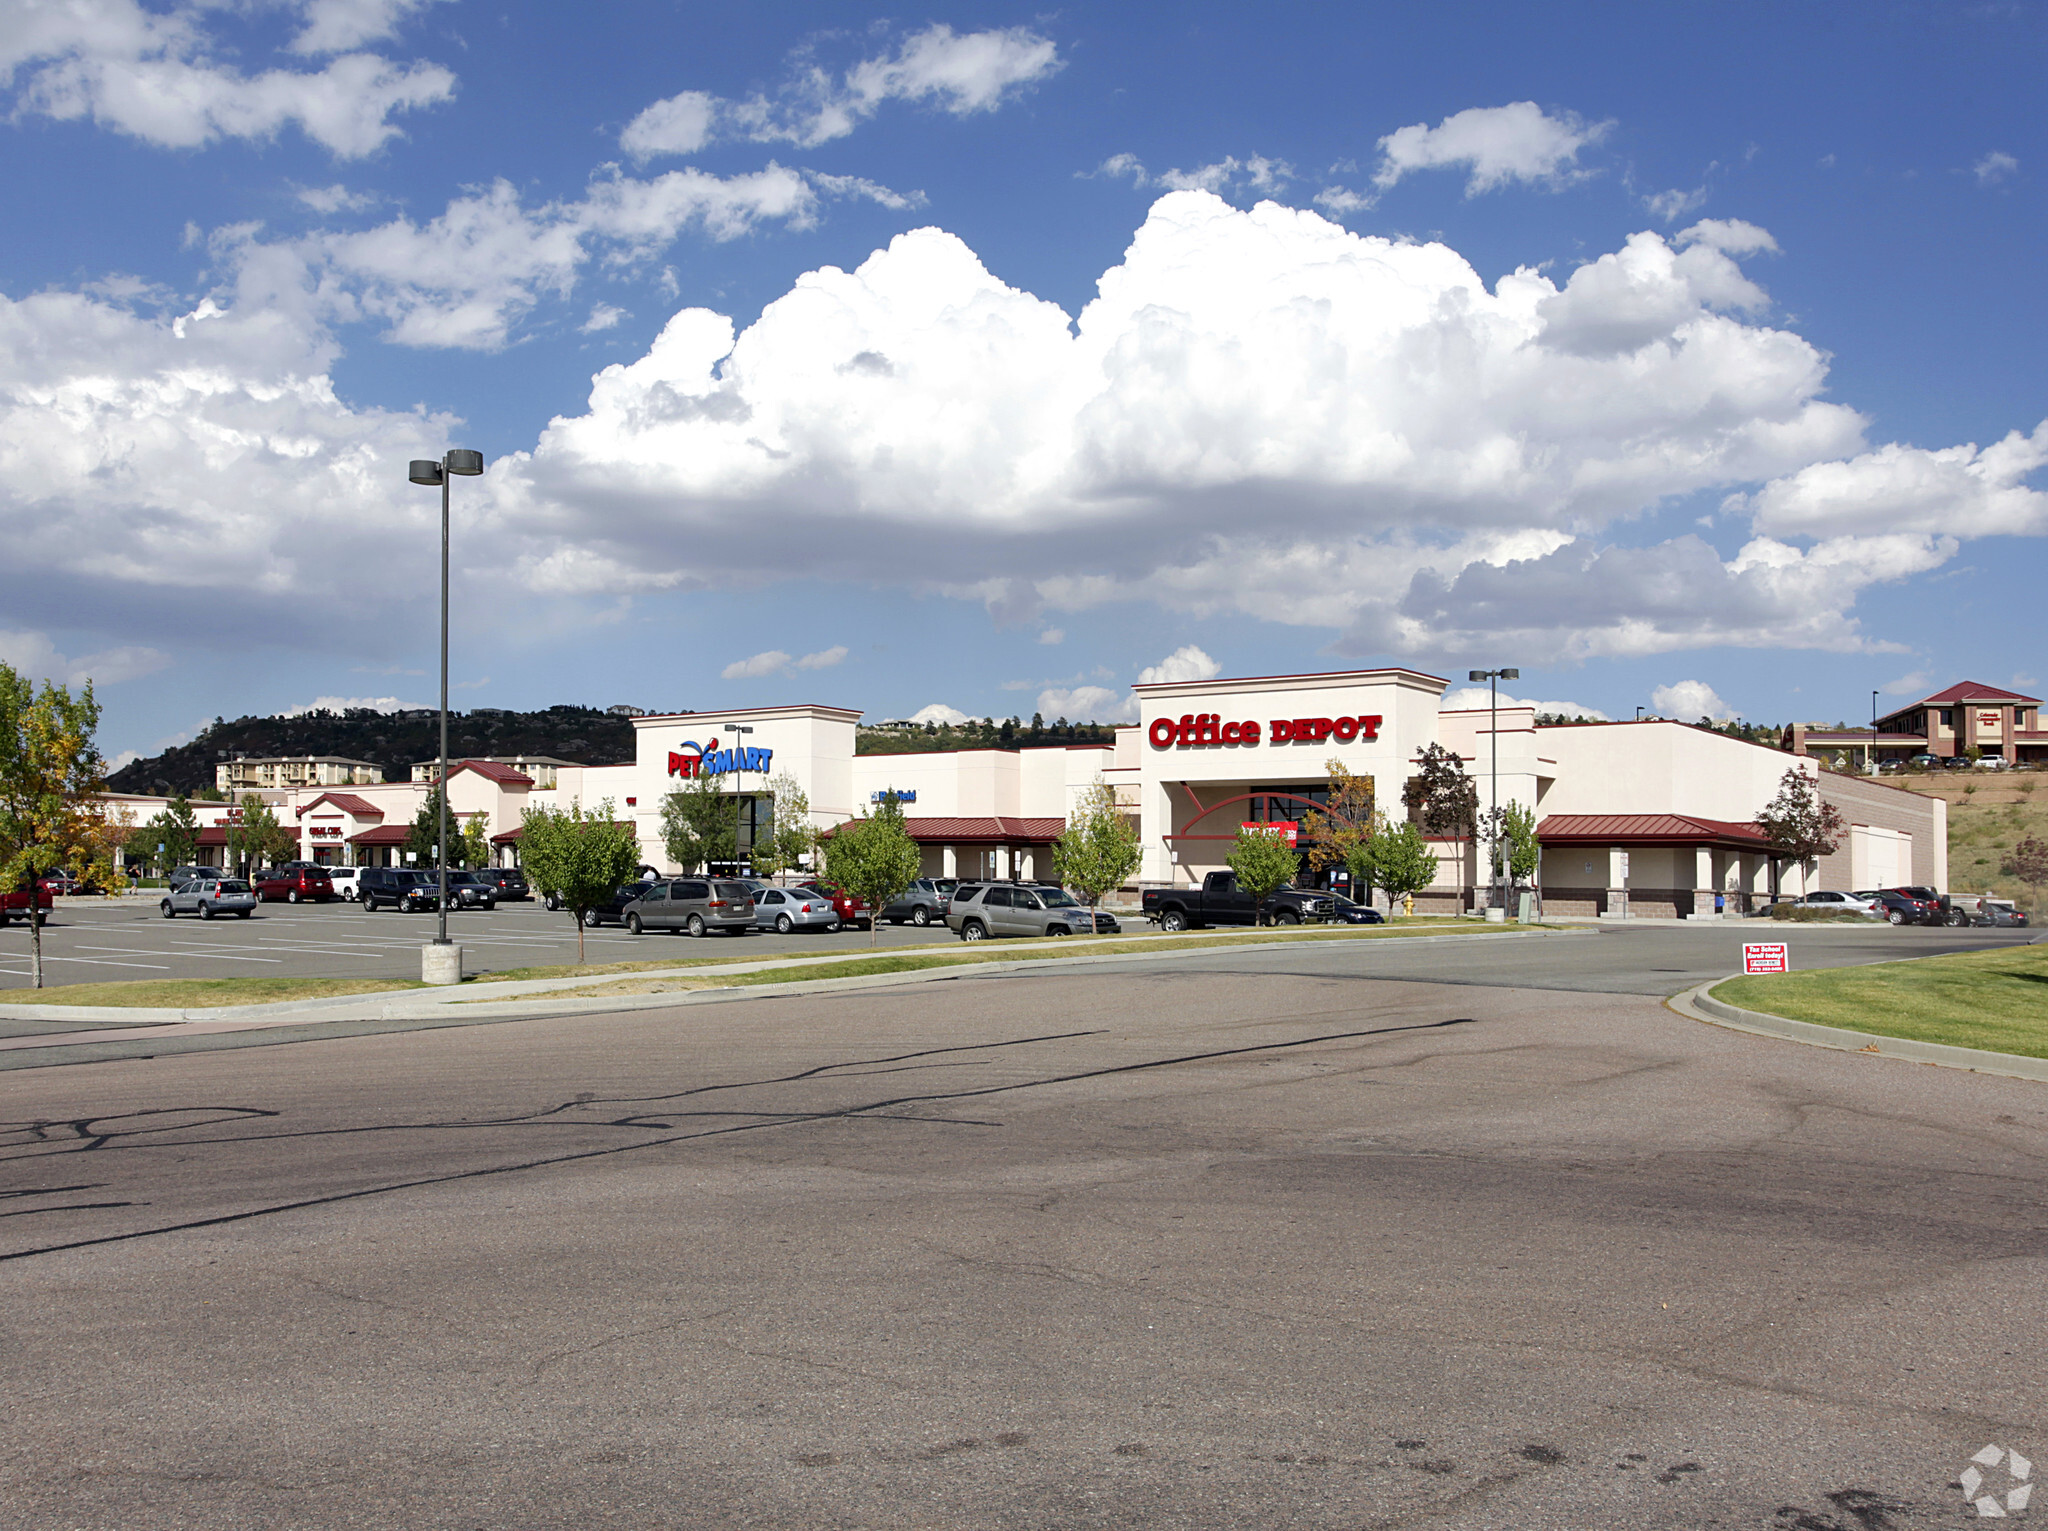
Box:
[754, 771, 816, 878]
[460, 812, 491, 871]
[1227, 825, 1299, 927]
[823, 794, 922, 947]
[404, 788, 452, 868]
[1755, 767, 1845, 890]
[2002, 837, 2048, 913]
[231, 793, 295, 871]
[1302, 761, 1376, 892]
[1052, 777, 1141, 929]
[519, 799, 641, 962]
[1479, 799, 1541, 889]
[1369, 819, 1440, 917]
[0, 664, 112, 988]
[143, 796, 199, 873]
[1403, 743, 1478, 910]
[660, 768, 734, 873]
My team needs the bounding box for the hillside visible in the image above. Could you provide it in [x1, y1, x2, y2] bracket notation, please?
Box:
[1892, 771, 2048, 909]
[856, 718, 1120, 755]
[108, 705, 640, 796]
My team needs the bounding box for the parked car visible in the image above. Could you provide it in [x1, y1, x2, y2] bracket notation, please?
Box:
[879, 877, 959, 927]
[1978, 900, 2031, 928]
[1324, 892, 1387, 924]
[36, 870, 81, 896]
[947, 883, 1119, 940]
[622, 878, 756, 936]
[795, 882, 871, 930]
[579, 884, 656, 928]
[326, 866, 363, 901]
[749, 885, 841, 933]
[359, 867, 439, 912]
[161, 878, 257, 919]
[1882, 885, 1971, 927]
[1854, 889, 1938, 926]
[473, 867, 530, 901]
[0, 884, 55, 925]
[434, 870, 498, 909]
[1975, 755, 2011, 770]
[1784, 890, 1881, 917]
[1905, 753, 1942, 770]
[168, 865, 224, 889]
[1141, 873, 1335, 930]
[254, 865, 334, 903]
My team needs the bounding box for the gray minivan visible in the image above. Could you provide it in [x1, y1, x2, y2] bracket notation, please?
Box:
[624, 878, 756, 937]
[946, 883, 1115, 940]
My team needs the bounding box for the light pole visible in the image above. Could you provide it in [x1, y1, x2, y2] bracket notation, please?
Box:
[1871, 689, 1880, 775]
[720, 724, 754, 873]
[1468, 667, 1519, 911]
[408, 448, 485, 976]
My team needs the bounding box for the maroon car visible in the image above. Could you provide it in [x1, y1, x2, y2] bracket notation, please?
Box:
[0, 885, 55, 925]
[795, 881, 871, 929]
[254, 866, 335, 903]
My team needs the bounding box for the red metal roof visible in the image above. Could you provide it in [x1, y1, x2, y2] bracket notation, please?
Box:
[1897, 680, 2040, 709]
[347, 825, 412, 845]
[1537, 813, 1773, 849]
[445, 759, 535, 786]
[825, 815, 1067, 844]
[297, 792, 383, 818]
[490, 826, 524, 844]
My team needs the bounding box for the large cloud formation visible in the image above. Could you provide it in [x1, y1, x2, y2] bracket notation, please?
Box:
[3, 191, 2042, 669]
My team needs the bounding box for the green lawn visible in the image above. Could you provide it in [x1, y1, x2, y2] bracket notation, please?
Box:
[4, 976, 427, 1008]
[1714, 944, 2048, 1059]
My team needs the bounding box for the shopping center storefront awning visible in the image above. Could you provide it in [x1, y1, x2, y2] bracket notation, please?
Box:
[1536, 814, 1774, 852]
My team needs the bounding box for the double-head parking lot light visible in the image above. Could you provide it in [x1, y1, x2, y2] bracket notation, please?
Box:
[1468, 667, 1519, 910]
[408, 449, 485, 967]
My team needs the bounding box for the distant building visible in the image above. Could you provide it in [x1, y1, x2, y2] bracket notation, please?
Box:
[1787, 680, 2045, 767]
[606, 704, 649, 717]
[216, 755, 384, 791]
[410, 754, 579, 789]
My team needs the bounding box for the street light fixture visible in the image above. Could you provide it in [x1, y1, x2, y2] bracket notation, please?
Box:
[719, 724, 754, 874]
[1871, 689, 1881, 776]
[408, 448, 485, 976]
[1468, 667, 1519, 913]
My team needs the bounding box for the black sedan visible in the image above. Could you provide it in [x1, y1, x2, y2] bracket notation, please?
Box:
[1854, 889, 1940, 926]
[1324, 893, 1386, 924]
[579, 884, 653, 928]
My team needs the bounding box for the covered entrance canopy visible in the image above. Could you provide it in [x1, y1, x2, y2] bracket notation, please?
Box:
[1537, 813, 1779, 919]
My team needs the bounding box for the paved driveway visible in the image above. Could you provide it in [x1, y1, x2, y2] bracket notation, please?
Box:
[1, 943, 2042, 1528]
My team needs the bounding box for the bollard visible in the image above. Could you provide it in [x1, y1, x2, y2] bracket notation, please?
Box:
[421, 943, 464, 985]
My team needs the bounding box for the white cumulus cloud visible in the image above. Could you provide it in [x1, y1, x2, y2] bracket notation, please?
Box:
[1, 0, 455, 157]
[1650, 680, 1736, 721]
[1439, 687, 1608, 719]
[0, 629, 171, 688]
[1036, 684, 1133, 724]
[1734, 422, 2048, 539]
[721, 645, 847, 681]
[1974, 151, 2019, 186]
[621, 23, 1060, 158]
[1136, 645, 1221, 686]
[908, 702, 971, 726]
[1373, 102, 1613, 195]
[289, 0, 446, 55]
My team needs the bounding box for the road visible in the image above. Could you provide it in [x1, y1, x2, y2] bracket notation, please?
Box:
[1, 933, 2043, 1529]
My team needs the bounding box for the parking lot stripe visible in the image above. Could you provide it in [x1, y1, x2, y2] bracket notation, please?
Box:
[34, 955, 172, 970]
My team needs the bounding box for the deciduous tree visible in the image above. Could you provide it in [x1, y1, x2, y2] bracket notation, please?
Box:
[519, 799, 640, 962]
[755, 771, 816, 878]
[2002, 837, 2048, 914]
[1368, 819, 1439, 917]
[660, 769, 734, 873]
[0, 664, 112, 988]
[1302, 761, 1375, 893]
[1052, 777, 1140, 930]
[823, 794, 922, 947]
[1755, 766, 1845, 886]
[1227, 825, 1300, 927]
[460, 812, 491, 871]
[1403, 744, 1478, 911]
[235, 793, 296, 871]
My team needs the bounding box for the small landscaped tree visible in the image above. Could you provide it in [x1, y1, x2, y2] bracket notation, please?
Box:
[1370, 818, 1440, 918]
[1755, 766, 1846, 893]
[2002, 837, 2048, 914]
[0, 663, 113, 988]
[1301, 761, 1376, 896]
[460, 812, 491, 871]
[1052, 777, 1141, 930]
[1483, 800, 1541, 903]
[519, 799, 641, 962]
[1227, 824, 1300, 927]
[823, 793, 922, 947]
[235, 793, 296, 871]
[143, 796, 199, 873]
[404, 788, 452, 869]
[660, 768, 734, 873]
[755, 771, 816, 878]
[1403, 743, 1478, 911]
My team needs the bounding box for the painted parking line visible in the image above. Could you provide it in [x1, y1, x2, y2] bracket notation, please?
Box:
[34, 955, 172, 971]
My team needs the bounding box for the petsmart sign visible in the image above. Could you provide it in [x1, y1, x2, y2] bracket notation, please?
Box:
[666, 740, 774, 778]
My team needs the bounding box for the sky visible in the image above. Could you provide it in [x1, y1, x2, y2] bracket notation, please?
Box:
[2, 0, 2044, 769]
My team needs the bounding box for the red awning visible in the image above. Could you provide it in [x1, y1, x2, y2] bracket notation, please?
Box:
[823, 815, 1066, 845]
[348, 825, 412, 846]
[1537, 814, 1773, 850]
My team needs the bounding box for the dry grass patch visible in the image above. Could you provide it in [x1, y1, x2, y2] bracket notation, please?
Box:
[2, 976, 427, 1008]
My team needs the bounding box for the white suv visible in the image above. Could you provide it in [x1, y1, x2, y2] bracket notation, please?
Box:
[326, 866, 364, 900]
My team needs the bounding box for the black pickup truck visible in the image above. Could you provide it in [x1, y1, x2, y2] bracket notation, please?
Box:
[1142, 872, 1334, 931]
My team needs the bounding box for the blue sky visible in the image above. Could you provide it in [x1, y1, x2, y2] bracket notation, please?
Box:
[3, 0, 2044, 766]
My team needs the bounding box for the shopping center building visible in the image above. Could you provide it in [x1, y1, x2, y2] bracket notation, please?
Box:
[107, 665, 1947, 915]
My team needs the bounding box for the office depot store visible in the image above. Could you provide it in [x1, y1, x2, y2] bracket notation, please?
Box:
[114, 665, 1946, 916]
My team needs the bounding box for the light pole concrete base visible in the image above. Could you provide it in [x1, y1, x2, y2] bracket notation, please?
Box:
[422, 943, 464, 985]
[1484, 907, 1506, 923]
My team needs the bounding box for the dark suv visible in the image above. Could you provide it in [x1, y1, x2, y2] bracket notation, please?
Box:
[474, 867, 530, 901]
[359, 867, 439, 912]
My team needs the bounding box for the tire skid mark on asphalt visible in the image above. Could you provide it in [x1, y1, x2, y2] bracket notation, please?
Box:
[0, 1015, 1477, 1264]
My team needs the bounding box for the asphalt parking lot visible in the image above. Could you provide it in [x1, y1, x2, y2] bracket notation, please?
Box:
[2, 943, 2043, 1529]
[0, 894, 1006, 989]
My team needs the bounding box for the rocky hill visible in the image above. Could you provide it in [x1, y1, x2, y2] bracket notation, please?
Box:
[108, 705, 641, 796]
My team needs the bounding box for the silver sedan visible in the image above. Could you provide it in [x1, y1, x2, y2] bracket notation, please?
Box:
[750, 885, 840, 933]
[161, 878, 258, 920]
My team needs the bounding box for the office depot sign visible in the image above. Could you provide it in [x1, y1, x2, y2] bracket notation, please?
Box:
[1148, 713, 1382, 748]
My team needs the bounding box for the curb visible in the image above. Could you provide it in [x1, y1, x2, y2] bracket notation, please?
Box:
[1669, 979, 2048, 1083]
[0, 925, 1570, 1030]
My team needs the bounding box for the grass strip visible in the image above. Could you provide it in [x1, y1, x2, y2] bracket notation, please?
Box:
[517, 923, 1560, 1002]
[1, 976, 428, 1009]
[1713, 943, 2048, 1059]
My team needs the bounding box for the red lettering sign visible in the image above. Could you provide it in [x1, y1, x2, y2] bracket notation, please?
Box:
[667, 749, 701, 778]
[1742, 942, 1789, 975]
[1148, 714, 1380, 748]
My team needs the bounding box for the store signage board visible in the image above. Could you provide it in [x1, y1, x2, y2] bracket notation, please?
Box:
[1149, 713, 1382, 748]
[1742, 943, 1790, 975]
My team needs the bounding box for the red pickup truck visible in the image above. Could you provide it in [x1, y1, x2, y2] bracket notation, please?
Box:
[0, 885, 55, 925]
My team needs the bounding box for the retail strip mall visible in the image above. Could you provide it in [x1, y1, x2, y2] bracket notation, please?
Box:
[113, 666, 1945, 917]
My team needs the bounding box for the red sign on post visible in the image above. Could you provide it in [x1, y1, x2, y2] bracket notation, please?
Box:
[1742, 942, 1790, 975]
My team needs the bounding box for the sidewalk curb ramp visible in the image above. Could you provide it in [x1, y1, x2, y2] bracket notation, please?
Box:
[1669, 978, 2048, 1084]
